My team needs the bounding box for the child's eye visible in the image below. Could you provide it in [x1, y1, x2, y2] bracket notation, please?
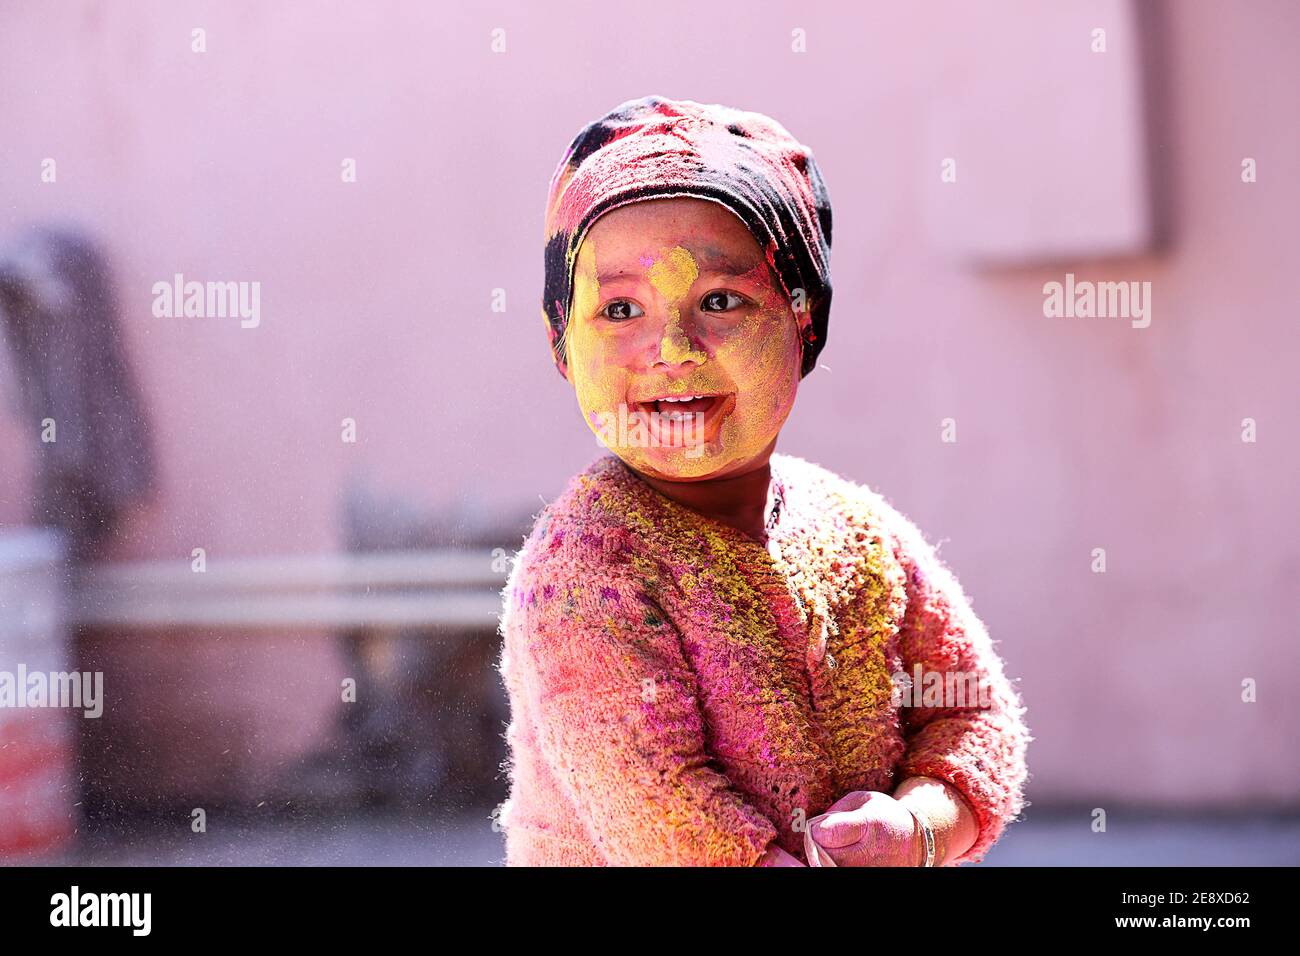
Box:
[700, 291, 746, 313]
[601, 299, 644, 321]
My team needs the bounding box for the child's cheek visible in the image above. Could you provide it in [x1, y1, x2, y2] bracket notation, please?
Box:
[568, 322, 626, 435]
[715, 308, 800, 454]
[567, 255, 625, 433]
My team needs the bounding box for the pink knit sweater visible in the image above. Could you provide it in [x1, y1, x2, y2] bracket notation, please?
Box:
[496, 452, 1030, 866]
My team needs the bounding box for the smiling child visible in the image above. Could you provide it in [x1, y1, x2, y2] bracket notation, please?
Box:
[497, 95, 1030, 867]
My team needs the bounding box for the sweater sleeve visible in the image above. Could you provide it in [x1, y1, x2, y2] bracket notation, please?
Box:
[507, 549, 779, 866]
[880, 503, 1031, 865]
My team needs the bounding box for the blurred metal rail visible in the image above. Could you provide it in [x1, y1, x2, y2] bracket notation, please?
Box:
[67, 549, 511, 629]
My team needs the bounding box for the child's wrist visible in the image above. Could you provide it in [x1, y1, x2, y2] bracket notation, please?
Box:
[903, 804, 936, 866]
[894, 776, 970, 866]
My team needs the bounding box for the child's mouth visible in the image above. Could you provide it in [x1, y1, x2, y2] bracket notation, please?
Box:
[629, 393, 732, 450]
[640, 395, 720, 419]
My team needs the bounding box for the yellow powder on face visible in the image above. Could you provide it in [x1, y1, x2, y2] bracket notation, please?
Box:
[566, 234, 801, 481]
[568, 238, 600, 364]
[702, 298, 801, 466]
[567, 238, 626, 437]
[647, 247, 706, 365]
[647, 246, 698, 301]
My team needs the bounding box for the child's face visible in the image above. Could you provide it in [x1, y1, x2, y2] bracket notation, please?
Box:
[564, 197, 801, 481]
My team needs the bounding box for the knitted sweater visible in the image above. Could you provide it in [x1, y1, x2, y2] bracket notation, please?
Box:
[496, 452, 1030, 866]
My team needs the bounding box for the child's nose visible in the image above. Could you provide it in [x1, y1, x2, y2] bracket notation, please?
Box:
[650, 307, 706, 369]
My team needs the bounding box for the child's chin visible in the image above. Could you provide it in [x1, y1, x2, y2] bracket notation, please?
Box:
[618, 445, 739, 482]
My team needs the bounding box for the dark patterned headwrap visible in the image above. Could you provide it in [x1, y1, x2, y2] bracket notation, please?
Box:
[542, 95, 833, 379]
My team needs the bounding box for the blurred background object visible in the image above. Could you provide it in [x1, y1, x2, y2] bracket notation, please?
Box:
[0, 225, 155, 562]
[1, 0, 1297, 864]
[0, 528, 74, 858]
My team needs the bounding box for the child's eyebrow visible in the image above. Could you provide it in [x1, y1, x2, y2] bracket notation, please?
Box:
[595, 267, 645, 284]
[595, 256, 767, 285]
[701, 262, 768, 280]
[693, 246, 767, 277]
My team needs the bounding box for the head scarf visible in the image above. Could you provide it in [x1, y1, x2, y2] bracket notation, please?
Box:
[541, 95, 833, 379]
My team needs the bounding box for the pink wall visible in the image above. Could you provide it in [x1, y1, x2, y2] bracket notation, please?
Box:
[1, 1, 1296, 806]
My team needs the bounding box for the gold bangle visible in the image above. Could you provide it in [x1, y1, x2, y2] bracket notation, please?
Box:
[907, 806, 936, 867]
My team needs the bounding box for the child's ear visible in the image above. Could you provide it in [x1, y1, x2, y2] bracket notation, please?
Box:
[556, 322, 575, 382]
[556, 337, 572, 382]
[548, 312, 573, 381]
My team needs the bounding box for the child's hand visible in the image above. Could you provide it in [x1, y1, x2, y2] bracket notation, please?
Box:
[805, 791, 923, 867]
[757, 843, 806, 867]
